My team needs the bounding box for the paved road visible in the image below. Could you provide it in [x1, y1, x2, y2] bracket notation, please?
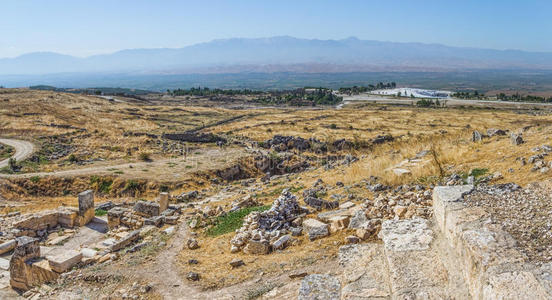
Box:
[0, 138, 35, 169]
[340, 94, 552, 109]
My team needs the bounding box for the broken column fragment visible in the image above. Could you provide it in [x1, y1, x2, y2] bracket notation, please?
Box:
[77, 190, 95, 226]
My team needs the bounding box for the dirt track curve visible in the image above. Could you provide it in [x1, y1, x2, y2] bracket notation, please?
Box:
[0, 138, 35, 169]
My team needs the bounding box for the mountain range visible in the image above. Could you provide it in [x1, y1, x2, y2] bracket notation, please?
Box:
[1, 36, 552, 75]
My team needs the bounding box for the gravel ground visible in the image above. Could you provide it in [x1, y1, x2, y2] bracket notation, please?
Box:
[465, 183, 552, 262]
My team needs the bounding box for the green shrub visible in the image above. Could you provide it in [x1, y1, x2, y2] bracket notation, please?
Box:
[90, 176, 113, 194]
[95, 209, 107, 216]
[206, 205, 270, 237]
[30, 176, 40, 183]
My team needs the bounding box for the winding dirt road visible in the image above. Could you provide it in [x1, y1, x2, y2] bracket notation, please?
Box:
[0, 138, 35, 169]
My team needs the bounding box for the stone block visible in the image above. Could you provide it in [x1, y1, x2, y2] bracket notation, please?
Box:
[0, 257, 9, 270]
[483, 271, 550, 299]
[77, 190, 95, 226]
[133, 200, 160, 218]
[271, 235, 291, 250]
[13, 211, 59, 231]
[57, 208, 78, 227]
[47, 250, 82, 273]
[0, 239, 16, 255]
[328, 215, 350, 233]
[432, 185, 473, 232]
[303, 218, 329, 241]
[109, 230, 140, 252]
[243, 240, 270, 255]
[159, 192, 169, 212]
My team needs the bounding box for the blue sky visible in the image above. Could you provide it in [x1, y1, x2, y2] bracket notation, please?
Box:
[1, 0, 550, 58]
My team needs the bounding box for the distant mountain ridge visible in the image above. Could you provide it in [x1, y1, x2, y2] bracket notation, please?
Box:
[1, 36, 552, 75]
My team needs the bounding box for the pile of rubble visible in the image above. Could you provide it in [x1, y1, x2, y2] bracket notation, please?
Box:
[230, 189, 307, 254]
[107, 192, 181, 229]
[521, 144, 552, 173]
[260, 135, 313, 152]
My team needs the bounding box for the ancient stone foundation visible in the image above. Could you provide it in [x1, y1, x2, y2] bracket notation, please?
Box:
[9, 237, 58, 291]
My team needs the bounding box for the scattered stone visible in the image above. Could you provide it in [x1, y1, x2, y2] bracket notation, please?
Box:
[302, 219, 329, 241]
[345, 235, 360, 244]
[271, 235, 291, 250]
[510, 133, 524, 145]
[472, 130, 482, 142]
[487, 128, 507, 136]
[243, 240, 270, 255]
[188, 259, 198, 264]
[186, 238, 199, 250]
[163, 226, 175, 235]
[289, 271, 308, 279]
[229, 259, 244, 268]
[133, 200, 160, 218]
[187, 272, 200, 281]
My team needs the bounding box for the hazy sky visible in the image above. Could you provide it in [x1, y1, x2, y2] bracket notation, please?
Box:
[1, 0, 551, 58]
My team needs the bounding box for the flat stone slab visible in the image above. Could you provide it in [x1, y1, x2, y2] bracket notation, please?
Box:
[109, 230, 140, 252]
[0, 270, 10, 289]
[47, 250, 82, 273]
[0, 258, 8, 271]
[379, 218, 433, 251]
[298, 274, 341, 300]
[483, 270, 550, 299]
[339, 244, 391, 299]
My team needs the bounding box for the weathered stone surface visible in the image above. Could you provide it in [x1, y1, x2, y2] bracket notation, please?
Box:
[432, 185, 473, 232]
[57, 208, 78, 227]
[133, 200, 160, 218]
[393, 168, 412, 176]
[0, 257, 9, 270]
[317, 209, 350, 222]
[298, 274, 341, 300]
[487, 128, 507, 137]
[13, 211, 59, 232]
[9, 236, 50, 290]
[243, 240, 270, 255]
[77, 190, 95, 226]
[378, 219, 433, 251]
[328, 215, 350, 233]
[339, 244, 390, 299]
[348, 210, 368, 229]
[158, 192, 169, 212]
[0, 239, 16, 255]
[109, 230, 140, 252]
[303, 218, 329, 241]
[186, 238, 199, 250]
[472, 130, 482, 142]
[304, 196, 338, 210]
[510, 133, 524, 145]
[229, 258, 244, 268]
[483, 271, 550, 299]
[272, 234, 291, 250]
[47, 250, 82, 273]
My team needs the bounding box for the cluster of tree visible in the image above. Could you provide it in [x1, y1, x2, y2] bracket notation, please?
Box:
[453, 90, 552, 102]
[254, 88, 342, 106]
[168, 87, 264, 96]
[451, 91, 487, 100]
[416, 99, 442, 107]
[29, 85, 153, 96]
[496, 93, 552, 103]
[338, 82, 396, 95]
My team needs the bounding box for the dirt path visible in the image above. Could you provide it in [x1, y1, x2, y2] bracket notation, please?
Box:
[0, 148, 247, 180]
[0, 138, 35, 169]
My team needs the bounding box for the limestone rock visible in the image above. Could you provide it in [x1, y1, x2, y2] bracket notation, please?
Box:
[229, 259, 244, 268]
[303, 219, 329, 241]
[47, 250, 82, 273]
[298, 274, 341, 300]
[243, 240, 270, 255]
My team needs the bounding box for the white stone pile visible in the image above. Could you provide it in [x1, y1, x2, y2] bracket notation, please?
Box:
[230, 189, 305, 254]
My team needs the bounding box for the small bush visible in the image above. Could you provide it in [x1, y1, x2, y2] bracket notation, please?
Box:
[329, 123, 337, 129]
[138, 152, 152, 162]
[30, 176, 40, 183]
[469, 168, 489, 178]
[95, 209, 107, 216]
[206, 205, 270, 237]
[67, 154, 78, 163]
